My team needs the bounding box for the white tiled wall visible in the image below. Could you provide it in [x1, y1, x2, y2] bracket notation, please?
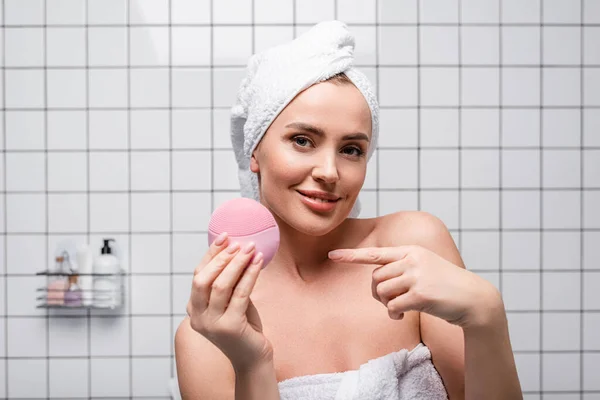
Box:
[1, 0, 599, 398]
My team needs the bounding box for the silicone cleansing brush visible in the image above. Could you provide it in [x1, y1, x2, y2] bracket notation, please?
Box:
[208, 198, 280, 269]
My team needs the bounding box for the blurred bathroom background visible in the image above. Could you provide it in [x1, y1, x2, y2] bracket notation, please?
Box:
[1, 0, 599, 398]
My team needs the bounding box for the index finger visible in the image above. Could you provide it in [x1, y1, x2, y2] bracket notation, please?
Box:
[194, 232, 229, 275]
[328, 246, 411, 265]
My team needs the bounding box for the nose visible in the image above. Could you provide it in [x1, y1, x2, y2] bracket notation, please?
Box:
[312, 152, 339, 184]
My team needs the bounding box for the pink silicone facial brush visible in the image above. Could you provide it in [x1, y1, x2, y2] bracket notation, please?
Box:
[208, 198, 280, 269]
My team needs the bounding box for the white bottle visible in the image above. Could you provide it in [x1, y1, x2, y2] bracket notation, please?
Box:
[93, 239, 120, 308]
[76, 243, 94, 307]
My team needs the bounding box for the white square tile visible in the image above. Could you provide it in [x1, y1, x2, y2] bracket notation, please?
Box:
[461, 149, 499, 188]
[420, 68, 459, 106]
[7, 317, 47, 357]
[420, 0, 458, 22]
[584, 109, 600, 146]
[336, 0, 376, 23]
[584, 27, 600, 65]
[47, 27, 85, 67]
[543, 353, 580, 391]
[584, 231, 600, 270]
[506, 312, 540, 351]
[6, 235, 45, 275]
[132, 357, 171, 397]
[5, 70, 44, 108]
[88, 27, 127, 66]
[213, 0, 251, 23]
[172, 192, 212, 232]
[352, 26, 376, 65]
[543, 150, 580, 188]
[172, 68, 211, 107]
[130, 27, 169, 66]
[461, 0, 499, 23]
[173, 109, 212, 149]
[583, 353, 600, 391]
[49, 358, 89, 398]
[88, 0, 127, 24]
[543, 190, 581, 229]
[460, 231, 500, 271]
[379, 150, 418, 189]
[6, 276, 47, 315]
[584, 272, 600, 310]
[90, 316, 130, 356]
[543, 231, 581, 270]
[47, 111, 87, 150]
[89, 68, 128, 108]
[131, 193, 171, 232]
[132, 316, 171, 355]
[6, 194, 46, 233]
[379, 67, 417, 106]
[461, 190, 499, 229]
[48, 152, 87, 191]
[420, 26, 458, 65]
[502, 68, 540, 106]
[476, 271, 500, 290]
[461, 27, 499, 65]
[7, 359, 47, 398]
[48, 194, 88, 233]
[131, 234, 170, 274]
[542, 109, 581, 147]
[131, 68, 169, 108]
[130, 110, 169, 149]
[461, 68, 499, 106]
[420, 150, 458, 188]
[90, 193, 129, 232]
[0, 319, 4, 356]
[0, 276, 5, 314]
[502, 150, 540, 188]
[5, 28, 44, 67]
[172, 233, 206, 273]
[131, 275, 170, 314]
[358, 191, 378, 218]
[584, 313, 600, 350]
[584, 190, 600, 229]
[543, 272, 581, 310]
[544, 0, 581, 23]
[502, 27, 540, 65]
[48, 317, 88, 357]
[47, 69, 86, 108]
[254, 26, 295, 54]
[0, 153, 3, 191]
[420, 109, 458, 147]
[47, 0, 86, 24]
[584, 150, 600, 188]
[378, 0, 417, 23]
[89, 110, 128, 150]
[131, 151, 170, 191]
[502, 272, 540, 310]
[254, 0, 293, 23]
[6, 152, 45, 191]
[364, 151, 378, 190]
[584, 68, 600, 106]
[502, 109, 540, 147]
[91, 358, 130, 397]
[543, 27, 581, 65]
[89, 152, 128, 191]
[584, 0, 600, 23]
[379, 109, 418, 148]
[6, 111, 44, 150]
[129, 0, 169, 24]
[543, 312, 580, 351]
[5, 0, 44, 24]
[502, 190, 541, 229]
[213, 67, 246, 108]
[213, 26, 252, 66]
[379, 191, 419, 215]
[213, 149, 240, 190]
[172, 151, 212, 190]
[543, 68, 581, 106]
[172, 274, 191, 315]
[502, 0, 540, 23]
[295, 0, 334, 23]
[421, 190, 459, 229]
[172, 27, 210, 66]
[379, 26, 417, 66]
[461, 109, 500, 147]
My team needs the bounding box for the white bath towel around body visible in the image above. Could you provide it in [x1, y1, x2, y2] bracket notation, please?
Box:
[277, 343, 448, 400]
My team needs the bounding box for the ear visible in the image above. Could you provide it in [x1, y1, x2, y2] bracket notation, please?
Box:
[250, 152, 259, 173]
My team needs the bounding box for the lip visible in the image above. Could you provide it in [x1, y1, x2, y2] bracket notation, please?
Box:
[296, 190, 341, 201]
[297, 191, 340, 213]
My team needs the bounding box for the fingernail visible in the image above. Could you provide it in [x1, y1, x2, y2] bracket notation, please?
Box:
[226, 242, 240, 253]
[328, 250, 343, 260]
[214, 232, 227, 246]
[243, 242, 255, 254]
[252, 252, 263, 264]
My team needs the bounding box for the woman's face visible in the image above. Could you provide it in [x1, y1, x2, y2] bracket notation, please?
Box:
[250, 80, 372, 235]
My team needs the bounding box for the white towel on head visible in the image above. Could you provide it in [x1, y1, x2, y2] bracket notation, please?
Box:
[230, 20, 379, 218]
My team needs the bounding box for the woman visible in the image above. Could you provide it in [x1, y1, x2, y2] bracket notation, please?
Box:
[175, 21, 522, 399]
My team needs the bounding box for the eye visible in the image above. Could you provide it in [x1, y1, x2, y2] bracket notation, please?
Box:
[292, 135, 312, 147]
[343, 146, 365, 157]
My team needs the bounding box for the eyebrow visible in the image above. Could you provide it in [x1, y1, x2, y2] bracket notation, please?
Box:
[284, 122, 370, 142]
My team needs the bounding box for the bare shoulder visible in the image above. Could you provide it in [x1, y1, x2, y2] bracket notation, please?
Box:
[174, 317, 236, 400]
